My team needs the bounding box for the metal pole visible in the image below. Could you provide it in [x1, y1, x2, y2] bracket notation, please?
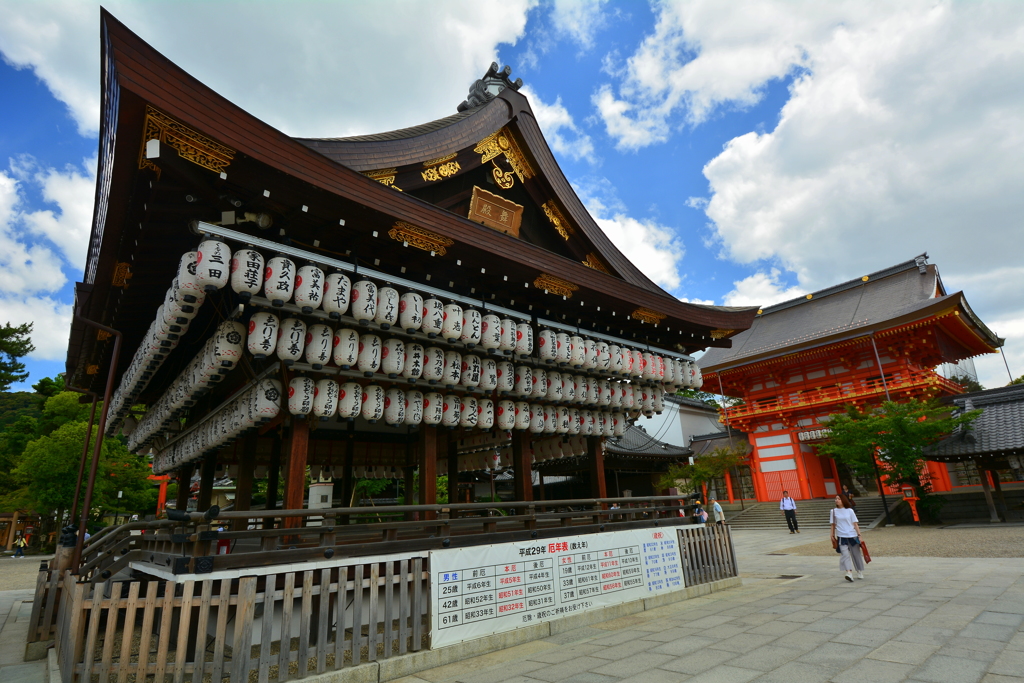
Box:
[1000, 347, 1014, 384]
[870, 335, 891, 402]
[68, 393, 98, 523]
[869, 333, 894, 525]
[70, 316, 122, 573]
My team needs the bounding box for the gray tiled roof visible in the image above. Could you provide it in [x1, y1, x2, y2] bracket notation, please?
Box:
[605, 424, 691, 457]
[927, 386, 1024, 460]
[700, 255, 1001, 371]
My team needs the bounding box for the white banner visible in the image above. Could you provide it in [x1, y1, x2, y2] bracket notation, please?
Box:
[430, 527, 685, 647]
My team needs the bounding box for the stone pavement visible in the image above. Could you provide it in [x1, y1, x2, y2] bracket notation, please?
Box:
[395, 529, 1024, 683]
[0, 587, 45, 683]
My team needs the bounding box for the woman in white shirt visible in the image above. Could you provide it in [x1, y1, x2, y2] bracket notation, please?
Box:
[830, 494, 865, 582]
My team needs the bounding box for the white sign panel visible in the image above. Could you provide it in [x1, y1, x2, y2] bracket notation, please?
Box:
[430, 527, 684, 647]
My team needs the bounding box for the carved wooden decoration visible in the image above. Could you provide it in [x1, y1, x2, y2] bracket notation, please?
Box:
[542, 201, 573, 240]
[138, 106, 235, 177]
[474, 128, 534, 189]
[533, 273, 579, 299]
[388, 221, 454, 256]
[582, 252, 611, 274]
[362, 168, 402, 190]
[468, 186, 524, 237]
[631, 307, 667, 324]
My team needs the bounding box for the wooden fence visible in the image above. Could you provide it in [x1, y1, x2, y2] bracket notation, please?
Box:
[677, 525, 739, 585]
[49, 554, 429, 683]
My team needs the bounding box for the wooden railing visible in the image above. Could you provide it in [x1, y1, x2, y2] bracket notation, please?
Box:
[76, 496, 697, 582]
[51, 554, 429, 683]
[678, 525, 739, 585]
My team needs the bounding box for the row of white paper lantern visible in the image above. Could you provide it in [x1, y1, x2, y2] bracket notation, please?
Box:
[435, 435, 595, 474]
[105, 266, 211, 434]
[125, 321, 247, 451]
[152, 379, 282, 465]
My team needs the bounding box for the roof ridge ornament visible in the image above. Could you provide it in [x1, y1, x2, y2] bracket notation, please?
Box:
[458, 62, 523, 112]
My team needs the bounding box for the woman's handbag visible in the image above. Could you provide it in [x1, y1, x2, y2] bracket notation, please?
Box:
[831, 536, 840, 552]
[860, 540, 872, 563]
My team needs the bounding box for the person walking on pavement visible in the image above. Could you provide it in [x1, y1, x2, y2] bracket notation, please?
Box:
[710, 498, 724, 525]
[830, 493, 865, 581]
[13, 534, 27, 558]
[780, 491, 799, 533]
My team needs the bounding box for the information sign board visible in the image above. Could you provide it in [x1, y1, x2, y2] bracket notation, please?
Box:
[430, 527, 684, 647]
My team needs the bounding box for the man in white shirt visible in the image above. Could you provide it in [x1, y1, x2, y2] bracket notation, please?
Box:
[780, 491, 799, 533]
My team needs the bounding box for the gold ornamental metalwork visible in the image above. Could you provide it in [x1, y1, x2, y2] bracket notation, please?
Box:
[533, 273, 578, 299]
[388, 221, 454, 256]
[138, 106, 235, 177]
[423, 153, 458, 167]
[474, 128, 534, 188]
[362, 168, 402, 190]
[710, 329, 737, 340]
[86, 365, 99, 375]
[421, 161, 461, 182]
[582, 252, 610, 274]
[541, 201, 573, 240]
[97, 330, 112, 341]
[112, 262, 132, 288]
[630, 307, 667, 324]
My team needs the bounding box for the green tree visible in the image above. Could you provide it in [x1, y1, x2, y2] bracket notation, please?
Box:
[0, 416, 40, 507]
[32, 375, 65, 400]
[37, 391, 98, 435]
[658, 445, 748, 494]
[0, 322, 34, 391]
[815, 400, 980, 496]
[1010, 375, 1024, 386]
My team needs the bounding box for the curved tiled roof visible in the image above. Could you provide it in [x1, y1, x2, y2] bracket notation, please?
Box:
[605, 425, 691, 457]
[928, 386, 1024, 460]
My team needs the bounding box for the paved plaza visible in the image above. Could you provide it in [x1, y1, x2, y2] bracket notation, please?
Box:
[395, 529, 1024, 683]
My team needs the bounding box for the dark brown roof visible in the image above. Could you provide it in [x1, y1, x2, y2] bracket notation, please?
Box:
[700, 256, 1002, 371]
[605, 425, 691, 457]
[928, 386, 1024, 461]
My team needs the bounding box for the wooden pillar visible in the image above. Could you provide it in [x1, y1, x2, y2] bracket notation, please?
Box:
[264, 435, 281, 529]
[156, 477, 169, 514]
[418, 426, 438, 519]
[976, 460, 1001, 523]
[233, 435, 257, 531]
[990, 469, 1008, 521]
[512, 431, 533, 502]
[5, 511, 18, 550]
[586, 436, 607, 499]
[197, 456, 217, 511]
[447, 432, 459, 506]
[724, 471, 734, 504]
[340, 425, 355, 524]
[537, 473, 546, 502]
[284, 418, 310, 529]
[403, 466, 416, 521]
[176, 463, 194, 512]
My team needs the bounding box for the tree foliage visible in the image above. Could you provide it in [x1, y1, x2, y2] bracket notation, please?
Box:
[0, 322, 34, 391]
[815, 400, 980, 494]
[658, 445, 748, 494]
[1011, 374, 1024, 386]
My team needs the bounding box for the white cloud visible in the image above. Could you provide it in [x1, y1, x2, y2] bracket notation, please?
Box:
[722, 269, 804, 307]
[521, 86, 595, 163]
[0, 0, 536, 138]
[0, 294, 73, 361]
[550, 0, 609, 49]
[679, 296, 716, 306]
[0, 170, 67, 295]
[21, 156, 96, 269]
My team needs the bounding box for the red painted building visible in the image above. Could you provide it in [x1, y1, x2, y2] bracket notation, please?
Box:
[700, 255, 1003, 501]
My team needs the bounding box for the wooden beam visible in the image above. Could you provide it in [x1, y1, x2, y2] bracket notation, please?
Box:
[446, 431, 459, 505]
[233, 434, 257, 531]
[284, 418, 310, 529]
[418, 427, 437, 519]
[263, 434, 281, 530]
[587, 437, 608, 499]
[513, 431, 533, 502]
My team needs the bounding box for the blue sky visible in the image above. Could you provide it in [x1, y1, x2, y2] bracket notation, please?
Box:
[1, 0, 1022, 391]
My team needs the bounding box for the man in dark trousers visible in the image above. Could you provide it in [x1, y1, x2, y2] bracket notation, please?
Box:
[780, 491, 799, 533]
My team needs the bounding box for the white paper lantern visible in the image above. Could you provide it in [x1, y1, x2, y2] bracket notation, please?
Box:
[290, 265, 323, 313]
[358, 334, 382, 376]
[597, 379, 612, 407]
[496, 361, 514, 394]
[422, 347, 445, 383]
[531, 367, 547, 398]
[543, 405, 557, 433]
[402, 343, 424, 381]
[304, 324, 332, 369]
[664, 357, 677, 386]
[480, 314, 501, 350]
[313, 379, 339, 419]
[255, 380, 283, 418]
[546, 371, 563, 402]
[608, 381, 623, 408]
[423, 392, 443, 425]
[632, 385, 645, 410]
[195, 240, 230, 291]
[163, 286, 198, 322]
[496, 400, 515, 430]
[351, 280, 378, 324]
[460, 395, 478, 428]
[692, 362, 704, 389]
[516, 322, 533, 357]
[263, 256, 296, 306]
[631, 349, 645, 379]
[514, 365, 533, 397]
[361, 384, 385, 422]
[568, 408, 581, 435]
[620, 383, 634, 410]
[422, 298, 444, 337]
[375, 286, 399, 329]
[385, 388, 406, 425]
[176, 251, 203, 301]
[442, 394, 461, 428]
[442, 350, 462, 388]
[288, 376, 315, 416]
[596, 342, 610, 372]
[230, 248, 264, 299]
[331, 328, 358, 370]
[399, 292, 423, 332]
[321, 272, 351, 319]
[404, 390, 424, 425]
[514, 401, 531, 430]
[603, 412, 616, 437]
[569, 335, 585, 369]
[655, 355, 666, 381]
[642, 352, 656, 381]
[574, 375, 589, 405]
[609, 345, 624, 376]
[499, 318, 517, 354]
[538, 329, 556, 363]
[477, 399, 495, 429]
[442, 303, 463, 341]
[382, 338, 405, 378]
[276, 318, 306, 365]
[460, 354, 482, 388]
[583, 340, 598, 370]
[480, 358, 498, 391]
[653, 385, 665, 413]
[612, 412, 626, 436]
[563, 374, 576, 403]
[461, 309, 482, 347]
[555, 333, 571, 365]
[528, 404, 545, 433]
[556, 406, 571, 434]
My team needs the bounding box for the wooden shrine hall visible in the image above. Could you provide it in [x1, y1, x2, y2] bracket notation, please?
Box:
[38, 12, 753, 682]
[700, 255, 1003, 502]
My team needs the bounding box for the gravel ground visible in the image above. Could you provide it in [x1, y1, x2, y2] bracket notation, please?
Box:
[779, 524, 1024, 558]
[0, 555, 51, 590]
